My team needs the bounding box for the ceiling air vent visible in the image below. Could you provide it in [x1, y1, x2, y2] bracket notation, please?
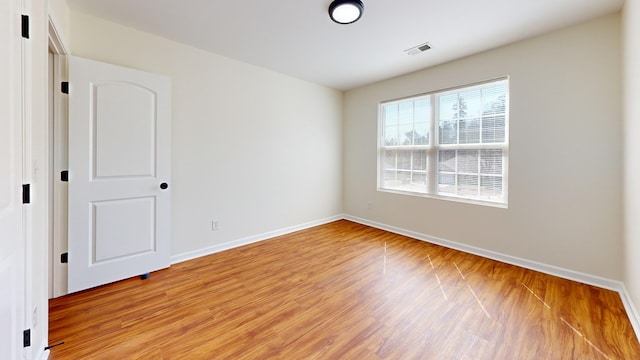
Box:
[405, 42, 432, 56]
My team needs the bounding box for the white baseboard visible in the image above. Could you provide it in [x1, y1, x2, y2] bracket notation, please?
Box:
[171, 215, 343, 264]
[343, 215, 640, 340]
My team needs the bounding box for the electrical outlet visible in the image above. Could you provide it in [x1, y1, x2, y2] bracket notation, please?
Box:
[367, 201, 374, 210]
[32, 307, 37, 327]
[211, 220, 220, 231]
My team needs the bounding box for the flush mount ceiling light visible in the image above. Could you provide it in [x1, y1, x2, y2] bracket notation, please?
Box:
[328, 0, 364, 24]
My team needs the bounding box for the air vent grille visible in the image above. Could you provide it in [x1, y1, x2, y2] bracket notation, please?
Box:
[405, 42, 432, 56]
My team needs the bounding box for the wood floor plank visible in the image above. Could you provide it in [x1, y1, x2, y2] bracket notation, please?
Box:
[49, 220, 640, 359]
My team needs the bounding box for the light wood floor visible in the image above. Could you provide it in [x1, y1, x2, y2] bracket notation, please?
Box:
[49, 220, 640, 359]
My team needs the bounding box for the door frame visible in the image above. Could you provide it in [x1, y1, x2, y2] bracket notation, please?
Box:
[47, 16, 69, 298]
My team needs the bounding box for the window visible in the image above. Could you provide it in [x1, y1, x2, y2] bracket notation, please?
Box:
[378, 78, 509, 206]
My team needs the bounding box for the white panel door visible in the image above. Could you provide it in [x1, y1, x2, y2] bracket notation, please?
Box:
[68, 56, 171, 293]
[0, 0, 25, 357]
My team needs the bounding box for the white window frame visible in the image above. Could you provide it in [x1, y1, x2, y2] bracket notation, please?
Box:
[377, 78, 509, 207]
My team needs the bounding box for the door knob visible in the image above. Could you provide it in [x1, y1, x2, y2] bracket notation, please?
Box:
[160, 182, 169, 190]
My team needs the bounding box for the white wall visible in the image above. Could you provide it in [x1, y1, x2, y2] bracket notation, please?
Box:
[344, 14, 623, 280]
[69, 11, 343, 258]
[623, 0, 640, 324]
[48, 0, 70, 46]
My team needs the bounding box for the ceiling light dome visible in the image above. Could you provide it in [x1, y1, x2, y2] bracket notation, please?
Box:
[328, 0, 364, 25]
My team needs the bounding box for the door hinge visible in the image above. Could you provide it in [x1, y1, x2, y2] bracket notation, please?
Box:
[61, 82, 69, 94]
[23, 329, 31, 347]
[61, 170, 69, 182]
[22, 184, 30, 204]
[61, 253, 68, 264]
[21, 15, 29, 39]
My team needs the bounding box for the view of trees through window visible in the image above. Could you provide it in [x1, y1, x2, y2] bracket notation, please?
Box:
[379, 79, 509, 205]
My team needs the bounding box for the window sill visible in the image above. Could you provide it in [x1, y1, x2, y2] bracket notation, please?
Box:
[377, 188, 508, 209]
